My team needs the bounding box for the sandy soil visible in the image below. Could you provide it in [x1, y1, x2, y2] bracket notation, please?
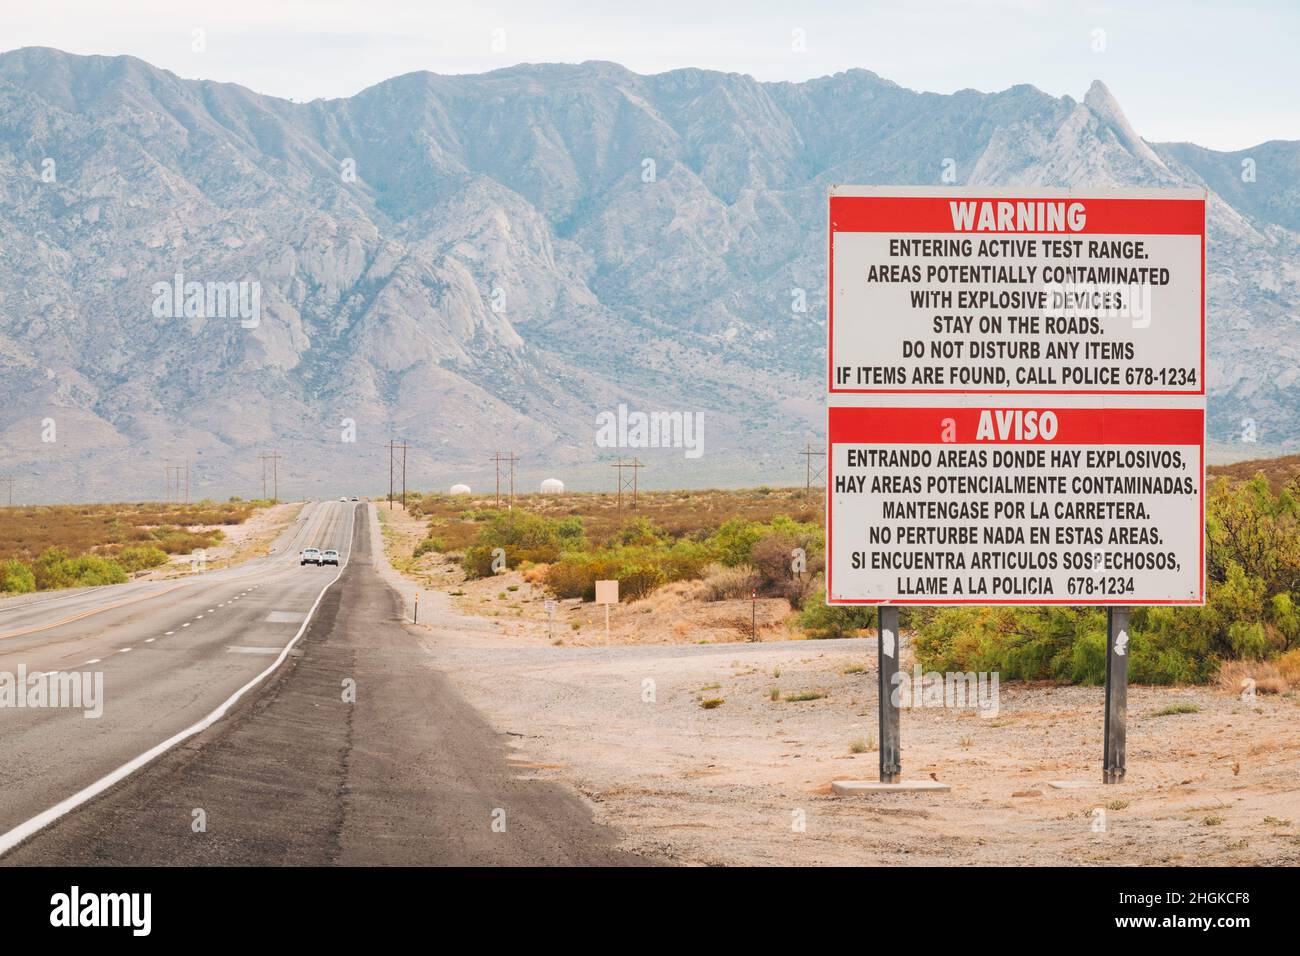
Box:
[141, 500, 305, 578]
[428, 628, 1300, 866]
[377, 503, 795, 645]
[374, 505, 1300, 866]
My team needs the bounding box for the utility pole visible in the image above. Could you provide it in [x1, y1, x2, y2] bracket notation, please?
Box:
[611, 457, 644, 512]
[0, 475, 13, 507]
[258, 451, 281, 503]
[490, 450, 519, 510]
[799, 443, 826, 494]
[164, 462, 183, 503]
[386, 440, 410, 509]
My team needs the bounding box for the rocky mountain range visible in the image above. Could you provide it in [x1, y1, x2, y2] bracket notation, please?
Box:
[0, 47, 1296, 501]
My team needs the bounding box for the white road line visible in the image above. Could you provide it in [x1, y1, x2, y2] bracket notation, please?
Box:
[207, 608, 214, 613]
[83, 659, 100, 665]
[181, 623, 190, 628]
[144, 638, 155, 644]
[0, 502, 357, 859]
[195, 615, 203, 620]
[165, 631, 174, 635]
[119, 648, 132, 654]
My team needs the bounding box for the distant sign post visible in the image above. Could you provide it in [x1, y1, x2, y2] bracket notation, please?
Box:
[826, 186, 1206, 784]
[595, 580, 618, 641]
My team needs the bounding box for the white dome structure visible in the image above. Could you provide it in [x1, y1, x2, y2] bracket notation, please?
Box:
[540, 478, 565, 494]
[449, 484, 472, 495]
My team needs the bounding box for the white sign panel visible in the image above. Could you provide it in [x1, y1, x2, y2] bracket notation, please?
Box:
[829, 186, 1205, 396]
[826, 403, 1204, 605]
[826, 187, 1206, 606]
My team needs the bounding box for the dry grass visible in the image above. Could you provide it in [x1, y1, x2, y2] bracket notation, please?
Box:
[1207, 454, 1300, 492]
[0, 500, 263, 563]
[1216, 652, 1300, 696]
[404, 487, 820, 554]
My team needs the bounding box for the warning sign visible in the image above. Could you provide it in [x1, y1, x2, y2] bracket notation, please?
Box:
[825, 186, 1206, 606]
[829, 187, 1205, 394]
[826, 404, 1204, 605]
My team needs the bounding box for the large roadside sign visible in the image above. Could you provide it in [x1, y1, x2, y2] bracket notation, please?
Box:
[826, 186, 1206, 606]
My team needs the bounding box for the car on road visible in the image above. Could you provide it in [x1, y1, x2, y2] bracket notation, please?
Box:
[320, 549, 340, 566]
[301, 548, 322, 566]
[339, 496, 346, 501]
[351, 496, 358, 501]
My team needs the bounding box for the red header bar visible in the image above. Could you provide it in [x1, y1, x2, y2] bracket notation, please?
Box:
[830, 196, 1205, 236]
[828, 406, 1204, 445]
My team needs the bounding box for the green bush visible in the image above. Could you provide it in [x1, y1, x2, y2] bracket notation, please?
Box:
[707, 517, 765, 567]
[413, 538, 444, 558]
[461, 511, 586, 577]
[32, 547, 128, 589]
[116, 545, 170, 572]
[797, 588, 876, 639]
[544, 555, 614, 600]
[618, 564, 667, 601]
[0, 558, 36, 594]
[910, 475, 1300, 684]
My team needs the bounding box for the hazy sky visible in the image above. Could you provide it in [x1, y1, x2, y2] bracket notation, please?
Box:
[4, 0, 1295, 151]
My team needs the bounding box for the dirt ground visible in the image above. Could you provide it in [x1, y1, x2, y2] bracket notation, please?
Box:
[375, 505, 1300, 867]
[141, 500, 304, 578]
[377, 503, 796, 644]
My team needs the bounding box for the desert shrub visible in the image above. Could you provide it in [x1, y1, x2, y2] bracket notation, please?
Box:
[797, 588, 876, 639]
[115, 545, 169, 572]
[545, 555, 615, 600]
[655, 539, 715, 583]
[707, 518, 765, 567]
[461, 511, 586, 577]
[32, 547, 127, 589]
[461, 545, 499, 580]
[751, 527, 825, 608]
[0, 558, 36, 593]
[413, 538, 444, 558]
[609, 517, 664, 548]
[908, 475, 1300, 684]
[618, 564, 667, 601]
[152, 528, 222, 554]
[701, 563, 759, 601]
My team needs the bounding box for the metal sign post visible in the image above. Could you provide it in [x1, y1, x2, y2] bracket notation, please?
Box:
[595, 580, 618, 643]
[1103, 606, 1130, 784]
[878, 606, 901, 784]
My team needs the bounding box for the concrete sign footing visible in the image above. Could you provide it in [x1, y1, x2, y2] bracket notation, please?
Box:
[832, 780, 951, 795]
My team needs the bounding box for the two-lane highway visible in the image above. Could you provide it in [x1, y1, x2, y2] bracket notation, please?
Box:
[0, 500, 358, 850]
[0, 501, 641, 865]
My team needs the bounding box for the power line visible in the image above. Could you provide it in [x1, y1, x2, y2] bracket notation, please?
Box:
[0, 475, 14, 507]
[799, 442, 826, 493]
[258, 451, 281, 503]
[490, 450, 518, 510]
[611, 457, 644, 512]
[386, 440, 410, 509]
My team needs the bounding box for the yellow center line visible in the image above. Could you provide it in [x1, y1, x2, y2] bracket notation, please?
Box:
[0, 582, 192, 642]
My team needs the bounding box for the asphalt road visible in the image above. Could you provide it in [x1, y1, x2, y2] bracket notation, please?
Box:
[0, 501, 638, 865]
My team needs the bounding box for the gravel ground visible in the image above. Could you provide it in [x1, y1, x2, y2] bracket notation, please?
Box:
[374, 506, 1300, 866]
[412, 623, 1300, 866]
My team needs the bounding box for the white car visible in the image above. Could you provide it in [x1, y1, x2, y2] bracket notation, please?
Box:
[320, 549, 340, 566]
[301, 548, 322, 566]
